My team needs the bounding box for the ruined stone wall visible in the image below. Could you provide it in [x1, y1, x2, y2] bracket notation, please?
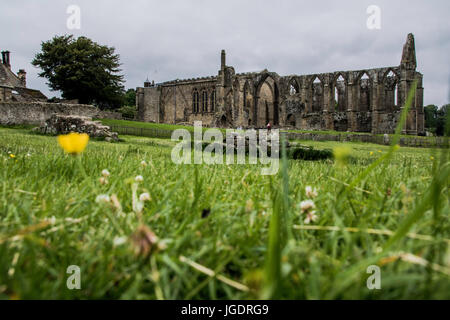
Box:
[138, 67, 418, 133]
[137, 34, 424, 135]
[138, 77, 218, 126]
[161, 80, 216, 125]
[0, 102, 122, 125]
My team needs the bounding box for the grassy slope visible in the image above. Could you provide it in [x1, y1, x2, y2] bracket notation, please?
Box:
[0, 127, 449, 299]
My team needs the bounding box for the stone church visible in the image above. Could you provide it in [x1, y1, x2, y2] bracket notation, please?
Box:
[137, 33, 424, 135]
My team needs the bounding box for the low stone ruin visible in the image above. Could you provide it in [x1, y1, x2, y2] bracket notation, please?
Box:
[35, 114, 119, 141]
[223, 131, 288, 154]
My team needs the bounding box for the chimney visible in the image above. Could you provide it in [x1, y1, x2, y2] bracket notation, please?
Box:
[2, 50, 11, 69]
[1, 51, 6, 66]
[17, 69, 26, 87]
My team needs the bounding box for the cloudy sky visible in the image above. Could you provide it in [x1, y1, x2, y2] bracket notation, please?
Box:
[2, 0, 449, 106]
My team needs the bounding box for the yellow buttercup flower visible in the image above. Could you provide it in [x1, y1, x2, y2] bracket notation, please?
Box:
[333, 146, 352, 166]
[57, 132, 89, 155]
[9, 154, 15, 158]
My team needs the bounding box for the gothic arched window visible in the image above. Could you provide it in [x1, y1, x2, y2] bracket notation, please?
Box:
[210, 90, 216, 112]
[288, 78, 299, 96]
[201, 90, 208, 112]
[192, 89, 199, 113]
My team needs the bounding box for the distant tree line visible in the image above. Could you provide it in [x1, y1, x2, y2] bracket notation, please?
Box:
[117, 88, 137, 119]
[424, 104, 449, 136]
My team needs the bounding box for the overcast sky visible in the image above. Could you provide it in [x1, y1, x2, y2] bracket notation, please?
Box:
[2, 0, 449, 106]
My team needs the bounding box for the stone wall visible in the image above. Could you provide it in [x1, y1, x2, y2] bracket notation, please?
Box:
[138, 78, 218, 126]
[97, 110, 123, 120]
[0, 101, 122, 125]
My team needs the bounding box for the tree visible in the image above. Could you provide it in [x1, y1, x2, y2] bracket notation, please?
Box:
[116, 88, 137, 119]
[424, 104, 438, 132]
[435, 104, 449, 136]
[32, 35, 125, 109]
[124, 88, 136, 106]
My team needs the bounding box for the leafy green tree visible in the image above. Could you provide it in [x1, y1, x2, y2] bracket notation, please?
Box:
[424, 104, 438, 131]
[116, 88, 137, 119]
[436, 104, 449, 136]
[32, 35, 125, 109]
[124, 88, 136, 107]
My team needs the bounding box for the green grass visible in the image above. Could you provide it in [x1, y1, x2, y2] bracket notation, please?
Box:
[100, 119, 444, 142]
[99, 119, 197, 132]
[0, 126, 449, 299]
[286, 129, 370, 136]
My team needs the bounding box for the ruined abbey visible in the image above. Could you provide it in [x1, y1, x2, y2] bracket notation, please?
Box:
[137, 33, 424, 135]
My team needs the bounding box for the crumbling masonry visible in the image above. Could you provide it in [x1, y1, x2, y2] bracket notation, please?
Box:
[137, 33, 424, 135]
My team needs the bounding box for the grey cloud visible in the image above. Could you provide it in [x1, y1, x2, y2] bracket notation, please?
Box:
[1, 0, 449, 106]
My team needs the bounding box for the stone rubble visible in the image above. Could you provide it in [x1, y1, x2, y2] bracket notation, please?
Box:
[35, 114, 119, 142]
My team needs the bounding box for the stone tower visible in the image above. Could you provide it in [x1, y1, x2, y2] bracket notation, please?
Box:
[399, 33, 424, 134]
[401, 33, 417, 70]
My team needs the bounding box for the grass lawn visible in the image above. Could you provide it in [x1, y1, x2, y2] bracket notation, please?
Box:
[99, 119, 442, 140]
[99, 119, 197, 132]
[286, 129, 370, 135]
[0, 127, 449, 299]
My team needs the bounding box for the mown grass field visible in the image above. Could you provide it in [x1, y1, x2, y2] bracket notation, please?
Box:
[0, 126, 449, 299]
[99, 118, 441, 140]
[99, 119, 198, 132]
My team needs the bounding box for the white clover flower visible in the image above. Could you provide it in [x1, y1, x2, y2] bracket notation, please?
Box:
[135, 175, 144, 182]
[113, 236, 127, 247]
[95, 194, 110, 204]
[299, 200, 315, 213]
[304, 211, 318, 224]
[46, 216, 56, 225]
[101, 169, 110, 177]
[139, 192, 151, 202]
[305, 186, 318, 199]
[140, 160, 147, 167]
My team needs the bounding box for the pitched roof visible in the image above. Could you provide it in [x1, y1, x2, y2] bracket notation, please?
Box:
[14, 87, 48, 101]
[0, 62, 47, 101]
[0, 63, 24, 88]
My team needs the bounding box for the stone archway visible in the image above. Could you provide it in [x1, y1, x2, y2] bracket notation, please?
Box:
[382, 69, 400, 113]
[232, 79, 240, 125]
[255, 75, 279, 127]
[243, 81, 253, 127]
